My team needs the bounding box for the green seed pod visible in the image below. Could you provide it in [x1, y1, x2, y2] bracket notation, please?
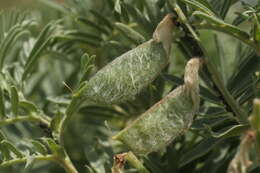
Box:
[113, 58, 201, 155]
[82, 14, 175, 104]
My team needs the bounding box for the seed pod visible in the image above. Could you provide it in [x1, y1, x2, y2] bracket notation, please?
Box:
[113, 58, 201, 155]
[82, 14, 175, 104]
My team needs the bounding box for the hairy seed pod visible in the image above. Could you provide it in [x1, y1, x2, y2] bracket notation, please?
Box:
[82, 14, 175, 104]
[113, 58, 201, 155]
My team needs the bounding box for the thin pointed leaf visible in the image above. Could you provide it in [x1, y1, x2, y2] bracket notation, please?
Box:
[180, 0, 216, 16]
[31, 140, 48, 155]
[76, 17, 109, 35]
[123, 3, 153, 34]
[10, 86, 19, 116]
[206, 124, 250, 138]
[115, 22, 145, 44]
[42, 138, 65, 158]
[0, 87, 5, 118]
[19, 101, 39, 114]
[1, 140, 23, 158]
[66, 30, 103, 42]
[220, 0, 232, 19]
[22, 22, 56, 80]
[228, 53, 260, 94]
[90, 10, 113, 30]
[194, 11, 255, 49]
[179, 137, 221, 168]
[114, 0, 122, 14]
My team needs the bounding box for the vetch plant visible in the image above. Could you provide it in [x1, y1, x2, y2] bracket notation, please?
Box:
[0, 0, 259, 173]
[58, 14, 176, 143]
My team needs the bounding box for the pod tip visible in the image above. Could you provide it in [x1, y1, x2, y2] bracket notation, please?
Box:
[153, 14, 176, 55]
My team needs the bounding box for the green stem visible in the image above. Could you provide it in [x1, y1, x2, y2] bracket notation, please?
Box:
[0, 115, 50, 127]
[0, 154, 55, 168]
[125, 152, 149, 173]
[58, 83, 89, 143]
[0, 153, 78, 173]
[57, 156, 79, 173]
[174, 3, 248, 123]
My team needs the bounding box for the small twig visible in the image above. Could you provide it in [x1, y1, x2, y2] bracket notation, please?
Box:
[0, 115, 50, 127]
[0, 154, 55, 168]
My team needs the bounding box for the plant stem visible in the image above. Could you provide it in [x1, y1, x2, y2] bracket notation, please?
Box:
[58, 83, 89, 143]
[125, 152, 150, 173]
[0, 153, 78, 173]
[174, 3, 248, 123]
[57, 156, 79, 173]
[0, 115, 50, 127]
[0, 154, 55, 168]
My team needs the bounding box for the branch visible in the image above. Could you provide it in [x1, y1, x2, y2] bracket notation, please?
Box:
[0, 154, 55, 168]
[0, 115, 50, 127]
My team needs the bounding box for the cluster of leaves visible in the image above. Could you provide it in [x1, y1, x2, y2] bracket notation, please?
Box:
[0, 0, 259, 173]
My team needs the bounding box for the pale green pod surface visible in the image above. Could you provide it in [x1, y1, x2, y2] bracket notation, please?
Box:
[83, 41, 167, 104]
[81, 14, 175, 104]
[113, 58, 201, 155]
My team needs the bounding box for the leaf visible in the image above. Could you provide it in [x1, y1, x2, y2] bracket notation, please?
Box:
[192, 115, 232, 130]
[0, 142, 11, 161]
[79, 53, 96, 83]
[206, 124, 250, 138]
[55, 35, 100, 47]
[0, 130, 5, 142]
[1, 140, 23, 158]
[0, 29, 30, 70]
[0, 87, 5, 118]
[46, 95, 70, 105]
[42, 138, 65, 158]
[179, 137, 221, 167]
[19, 101, 39, 114]
[220, 0, 232, 19]
[22, 22, 56, 80]
[76, 17, 109, 35]
[66, 30, 103, 42]
[123, 3, 153, 34]
[115, 22, 145, 44]
[90, 10, 113, 30]
[228, 53, 259, 94]
[144, 0, 161, 25]
[194, 11, 254, 48]
[114, 0, 122, 14]
[38, 0, 68, 13]
[50, 112, 63, 139]
[31, 140, 48, 155]
[253, 16, 260, 45]
[180, 0, 216, 16]
[10, 86, 19, 116]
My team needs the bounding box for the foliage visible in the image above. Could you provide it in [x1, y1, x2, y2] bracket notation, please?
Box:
[0, 0, 259, 173]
